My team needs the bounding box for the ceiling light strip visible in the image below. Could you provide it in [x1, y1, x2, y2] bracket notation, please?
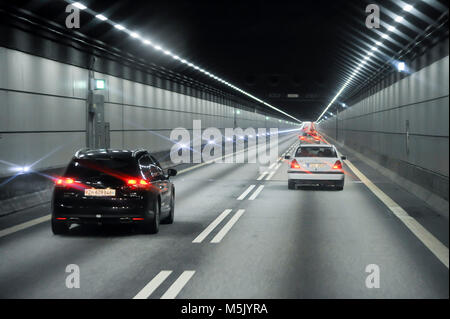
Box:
[316, 3, 416, 122]
[67, 1, 301, 124]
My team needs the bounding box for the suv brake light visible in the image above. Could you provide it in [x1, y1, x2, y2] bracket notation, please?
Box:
[55, 177, 75, 185]
[127, 178, 149, 188]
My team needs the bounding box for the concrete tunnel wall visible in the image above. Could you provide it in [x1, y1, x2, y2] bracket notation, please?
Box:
[318, 55, 449, 202]
[0, 46, 298, 204]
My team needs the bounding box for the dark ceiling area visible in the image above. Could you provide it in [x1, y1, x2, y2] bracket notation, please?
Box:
[1, 0, 448, 121]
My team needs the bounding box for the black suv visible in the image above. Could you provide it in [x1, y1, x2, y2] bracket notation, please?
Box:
[51, 149, 176, 235]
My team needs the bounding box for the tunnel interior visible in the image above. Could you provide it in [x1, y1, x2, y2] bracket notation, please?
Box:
[0, 0, 448, 302]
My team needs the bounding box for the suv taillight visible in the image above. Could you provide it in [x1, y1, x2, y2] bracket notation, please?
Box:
[55, 177, 75, 186]
[127, 178, 150, 188]
[333, 160, 342, 170]
[290, 159, 301, 169]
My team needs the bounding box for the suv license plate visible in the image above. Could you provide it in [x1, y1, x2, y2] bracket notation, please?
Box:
[84, 189, 116, 197]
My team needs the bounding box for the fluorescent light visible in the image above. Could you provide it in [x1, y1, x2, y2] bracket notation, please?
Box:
[154, 45, 162, 51]
[403, 4, 413, 12]
[72, 2, 87, 10]
[130, 32, 140, 39]
[114, 24, 125, 31]
[95, 14, 107, 21]
[142, 39, 151, 45]
[314, 0, 416, 123]
[163, 50, 171, 55]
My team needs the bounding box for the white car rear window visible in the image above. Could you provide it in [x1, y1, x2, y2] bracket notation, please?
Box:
[295, 147, 337, 158]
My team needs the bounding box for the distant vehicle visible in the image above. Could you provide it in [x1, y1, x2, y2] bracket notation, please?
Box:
[51, 149, 176, 235]
[285, 144, 346, 190]
[298, 132, 321, 144]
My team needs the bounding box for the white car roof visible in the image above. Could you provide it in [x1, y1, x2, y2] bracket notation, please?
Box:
[298, 144, 334, 148]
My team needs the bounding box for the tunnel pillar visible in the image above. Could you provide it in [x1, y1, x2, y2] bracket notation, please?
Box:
[87, 92, 109, 149]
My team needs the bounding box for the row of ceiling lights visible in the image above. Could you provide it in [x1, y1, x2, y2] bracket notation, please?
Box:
[68, 1, 301, 125]
[316, 2, 417, 123]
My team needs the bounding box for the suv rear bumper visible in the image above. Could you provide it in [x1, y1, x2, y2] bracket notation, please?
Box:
[52, 202, 150, 224]
[287, 171, 344, 181]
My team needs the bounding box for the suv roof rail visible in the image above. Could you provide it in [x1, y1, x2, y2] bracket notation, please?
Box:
[132, 149, 147, 157]
[74, 148, 91, 158]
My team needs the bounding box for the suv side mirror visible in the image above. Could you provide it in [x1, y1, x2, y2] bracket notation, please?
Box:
[284, 155, 291, 160]
[341, 155, 347, 160]
[167, 168, 177, 177]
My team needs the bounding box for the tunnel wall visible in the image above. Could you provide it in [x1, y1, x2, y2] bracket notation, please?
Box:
[0, 46, 296, 204]
[319, 55, 449, 201]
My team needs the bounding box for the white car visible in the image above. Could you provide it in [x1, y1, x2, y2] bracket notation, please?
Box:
[285, 144, 346, 190]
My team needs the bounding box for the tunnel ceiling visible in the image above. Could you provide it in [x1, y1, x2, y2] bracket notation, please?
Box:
[4, 0, 449, 121]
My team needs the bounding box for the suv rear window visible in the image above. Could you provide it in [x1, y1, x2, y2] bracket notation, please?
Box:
[65, 158, 139, 179]
[295, 147, 337, 158]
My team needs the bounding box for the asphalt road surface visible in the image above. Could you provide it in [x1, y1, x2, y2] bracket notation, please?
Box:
[0, 133, 448, 298]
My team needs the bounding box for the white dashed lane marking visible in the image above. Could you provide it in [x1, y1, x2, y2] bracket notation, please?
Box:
[192, 209, 233, 243]
[248, 185, 264, 200]
[211, 209, 245, 243]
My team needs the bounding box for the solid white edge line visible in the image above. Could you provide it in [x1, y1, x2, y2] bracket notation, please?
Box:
[248, 185, 264, 200]
[211, 209, 245, 243]
[237, 185, 256, 200]
[133, 270, 172, 299]
[0, 214, 51, 239]
[160, 271, 196, 299]
[192, 209, 233, 243]
[345, 159, 449, 269]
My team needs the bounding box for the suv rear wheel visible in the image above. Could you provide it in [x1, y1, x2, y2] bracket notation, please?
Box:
[142, 200, 160, 234]
[162, 193, 175, 224]
[51, 218, 69, 235]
